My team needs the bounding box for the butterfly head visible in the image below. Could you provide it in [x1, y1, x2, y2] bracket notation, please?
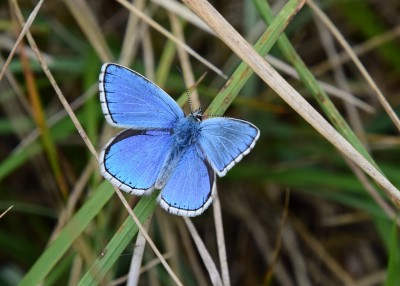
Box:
[190, 108, 203, 122]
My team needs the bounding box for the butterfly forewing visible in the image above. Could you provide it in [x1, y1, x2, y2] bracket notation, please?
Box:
[99, 63, 184, 129]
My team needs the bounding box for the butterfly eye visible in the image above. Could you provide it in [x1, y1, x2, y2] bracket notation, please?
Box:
[191, 108, 203, 122]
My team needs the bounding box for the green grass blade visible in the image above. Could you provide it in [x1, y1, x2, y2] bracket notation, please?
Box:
[43, 253, 75, 286]
[254, 0, 379, 170]
[0, 143, 41, 181]
[0, 110, 87, 182]
[337, 1, 400, 72]
[18, 182, 114, 286]
[384, 219, 400, 286]
[78, 191, 158, 285]
[206, 0, 304, 115]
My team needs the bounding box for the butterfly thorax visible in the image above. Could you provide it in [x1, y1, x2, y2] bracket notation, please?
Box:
[155, 115, 201, 190]
[173, 114, 201, 146]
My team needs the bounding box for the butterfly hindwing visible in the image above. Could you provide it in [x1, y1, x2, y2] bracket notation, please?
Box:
[100, 129, 174, 194]
[99, 63, 184, 129]
[197, 117, 260, 177]
[158, 147, 215, 217]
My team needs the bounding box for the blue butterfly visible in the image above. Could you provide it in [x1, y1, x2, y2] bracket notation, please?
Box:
[99, 63, 260, 217]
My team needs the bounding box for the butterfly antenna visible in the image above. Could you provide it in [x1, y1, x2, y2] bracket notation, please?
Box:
[176, 66, 194, 113]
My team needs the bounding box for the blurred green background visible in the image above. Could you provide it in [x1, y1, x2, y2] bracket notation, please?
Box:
[0, 0, 399, 285]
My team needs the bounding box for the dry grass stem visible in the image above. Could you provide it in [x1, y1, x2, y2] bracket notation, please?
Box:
[307, 0, 400, 132]
[182, 0, 400, 207]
